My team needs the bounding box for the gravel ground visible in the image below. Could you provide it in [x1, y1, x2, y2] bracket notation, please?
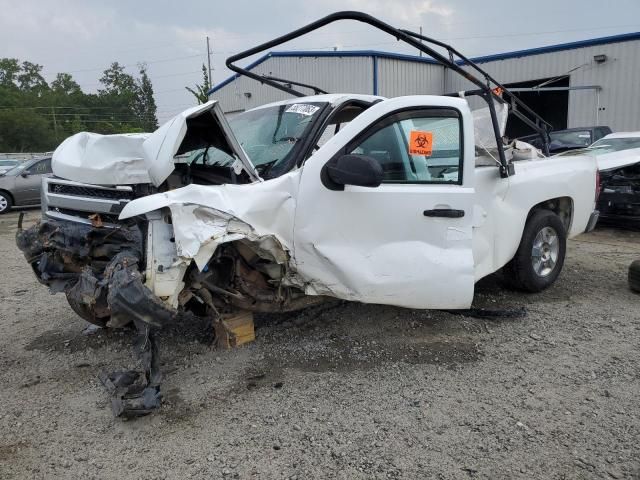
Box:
[0, 209, 639, 480]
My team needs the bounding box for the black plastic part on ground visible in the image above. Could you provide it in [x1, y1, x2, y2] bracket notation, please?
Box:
[16, 217, 174, 418]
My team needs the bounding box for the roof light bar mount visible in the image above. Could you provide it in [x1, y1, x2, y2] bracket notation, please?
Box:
[225, 11, 554, 174]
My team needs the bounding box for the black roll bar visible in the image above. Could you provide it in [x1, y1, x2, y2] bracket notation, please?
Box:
[225, 11, 553, 175]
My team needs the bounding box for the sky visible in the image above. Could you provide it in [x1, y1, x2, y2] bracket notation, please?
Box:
[1, 0, 639, 124]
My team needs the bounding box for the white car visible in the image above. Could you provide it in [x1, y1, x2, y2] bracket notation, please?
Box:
[590, 132, 640, 153]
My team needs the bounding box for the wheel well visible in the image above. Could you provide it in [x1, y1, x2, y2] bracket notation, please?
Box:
[0, 189, 14, 204]
[527, 197, 573, 233]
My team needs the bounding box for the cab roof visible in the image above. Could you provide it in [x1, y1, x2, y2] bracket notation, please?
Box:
[247, 93, 384, 112]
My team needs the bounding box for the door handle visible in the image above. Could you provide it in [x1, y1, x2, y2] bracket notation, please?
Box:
[423, 208, 465, 218]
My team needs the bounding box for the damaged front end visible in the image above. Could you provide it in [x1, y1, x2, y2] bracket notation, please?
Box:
[14, 99, 315, 417]
[16, 193, 319, 416]
[598, 162, 640, 225]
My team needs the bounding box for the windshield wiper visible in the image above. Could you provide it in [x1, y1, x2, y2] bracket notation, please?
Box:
[255, 159, 279, 176]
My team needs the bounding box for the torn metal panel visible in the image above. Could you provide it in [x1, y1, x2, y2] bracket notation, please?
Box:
[120, 173, 300, 274]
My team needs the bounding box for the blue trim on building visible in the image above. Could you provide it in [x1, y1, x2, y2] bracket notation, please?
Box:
[207, 31, 640, 95]
[268, 49, 437, 64]
[372, 56, 378, 95]
[469, 31, 640, 64]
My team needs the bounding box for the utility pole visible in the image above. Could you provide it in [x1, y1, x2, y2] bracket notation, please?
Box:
[419, 26, 423, 57]
[51, 106, 59, 142]
[206, 36, 213, 86]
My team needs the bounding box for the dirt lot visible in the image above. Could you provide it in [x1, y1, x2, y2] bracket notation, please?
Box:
[0, 209, 639, 479]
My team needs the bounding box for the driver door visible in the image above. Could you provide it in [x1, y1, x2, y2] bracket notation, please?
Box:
[293, 97, 476, 309]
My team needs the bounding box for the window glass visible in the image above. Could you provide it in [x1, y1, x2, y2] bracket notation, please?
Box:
[29, 159, 52, 174]
[549, 130, 592, 149]
[181, 102, 326, 178]
[348, 112, 462, 184]
[313, 105, 367, 152]
[589, 137, 640, 153]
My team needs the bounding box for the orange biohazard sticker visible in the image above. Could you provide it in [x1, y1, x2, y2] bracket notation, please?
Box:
[409, 131, 433, 156]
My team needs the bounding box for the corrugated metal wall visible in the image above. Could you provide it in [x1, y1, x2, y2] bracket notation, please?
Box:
[211, 56, 373, 113]
[212, 40, 640, 131]
[445, 39, 640, 131]
[376, 58, 443, 97]
[211, 55, 444, 112]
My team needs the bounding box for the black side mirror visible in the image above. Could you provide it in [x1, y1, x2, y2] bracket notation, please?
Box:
[20, 171, 29, 178]
[323, 154, 383, 190]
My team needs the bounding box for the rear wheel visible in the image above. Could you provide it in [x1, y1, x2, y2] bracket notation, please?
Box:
[503, 210, 567, 292]
[629, 260, 640, 293]
[66, 294, 110, 328]
[0, 191, 12, 214]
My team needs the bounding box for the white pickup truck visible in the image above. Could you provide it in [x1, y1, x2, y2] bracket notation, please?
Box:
[17, 11, 600, 326]
[19, 91, 599, 327]
[16, 12, 601, 416]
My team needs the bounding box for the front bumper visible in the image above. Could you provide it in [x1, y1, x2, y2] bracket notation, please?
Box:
[16, 217, 175, 327]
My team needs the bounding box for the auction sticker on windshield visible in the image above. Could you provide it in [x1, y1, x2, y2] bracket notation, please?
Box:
[409, 131, 433, 156]
[285, 104, 320, 116]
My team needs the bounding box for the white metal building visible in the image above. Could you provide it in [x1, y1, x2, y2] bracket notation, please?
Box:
[209, 32, 640, 135]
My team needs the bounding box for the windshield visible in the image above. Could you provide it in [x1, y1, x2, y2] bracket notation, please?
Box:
[2, 163, 27, 176]
[183, 102, 326, 177]
[588, 137, 640, 154]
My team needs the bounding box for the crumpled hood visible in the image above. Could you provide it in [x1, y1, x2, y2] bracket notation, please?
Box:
[52, 100, 260, 186]
[593, 147, 640, 172]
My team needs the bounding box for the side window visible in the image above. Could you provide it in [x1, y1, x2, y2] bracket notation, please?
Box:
[347, 110, 462, 184]
[311, 105, 368, 155]
[28, 159, 52, 175]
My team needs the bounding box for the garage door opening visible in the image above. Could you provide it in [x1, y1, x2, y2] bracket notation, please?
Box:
[505, 77, 569, 139]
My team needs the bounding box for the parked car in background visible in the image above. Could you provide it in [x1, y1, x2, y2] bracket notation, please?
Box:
[519, 126, 612, 154]
[556, 132, 640, 226]
[587, 132, 640, 153]
[0, 159, 20, 174]
[0, 156, 52, 214]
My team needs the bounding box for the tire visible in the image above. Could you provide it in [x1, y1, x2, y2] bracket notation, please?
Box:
[0, 191, 12, 214]
[503, 210, 567, 292]
[66, 294, 110, 328]
[629, 260, 640, 293]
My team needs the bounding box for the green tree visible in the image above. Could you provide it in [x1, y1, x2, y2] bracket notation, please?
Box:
[0, 58, 20, 87]
[51, 73, 81, 95]
[99, 62, 137, 97]
[0, 58, 160, 151]
[0, 109, 55, 151]
[17, 61, 49, 95]
[185, 64, 211, 104]
[133, 64, 158, 131]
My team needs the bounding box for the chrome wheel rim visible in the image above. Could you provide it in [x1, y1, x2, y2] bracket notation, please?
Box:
[0, 196, 7, 212]
[532, 226, 559, 277]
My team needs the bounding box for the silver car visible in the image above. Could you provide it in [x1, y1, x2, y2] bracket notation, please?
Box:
[0, 157, 52, 214]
